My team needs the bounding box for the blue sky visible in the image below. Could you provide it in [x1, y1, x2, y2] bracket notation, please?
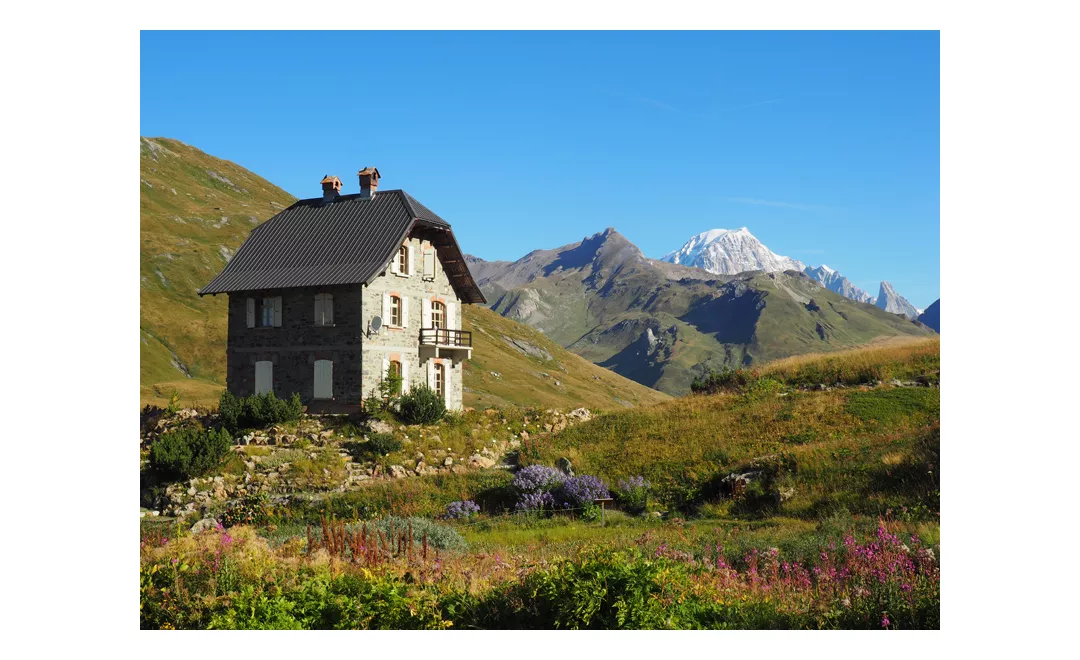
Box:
[141, 31, 939, 307]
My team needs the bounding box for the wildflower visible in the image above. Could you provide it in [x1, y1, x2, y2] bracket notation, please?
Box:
[881, 614, 890, 628]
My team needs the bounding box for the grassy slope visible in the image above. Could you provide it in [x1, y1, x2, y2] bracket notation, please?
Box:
[140, 138, 665, 411]
[462, 306, 670, 410]
[140, 137, 297, 406]
[531, 339, 940, 520]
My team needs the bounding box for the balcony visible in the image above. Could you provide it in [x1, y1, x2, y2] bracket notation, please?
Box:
[418, 327, 473, 361]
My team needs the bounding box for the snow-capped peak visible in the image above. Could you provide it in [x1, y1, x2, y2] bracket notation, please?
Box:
[818, 264, 835, 274]
[661, 228, 804, 275]
[875, 281, 920, 320]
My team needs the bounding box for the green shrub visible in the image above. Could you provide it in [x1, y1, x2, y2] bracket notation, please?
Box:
[149, 426, 233, 480]
[365, 516, 467, 551]
[398, 385, 446, 425]
[691, 367, 757, 394]
[219, 390, 303, 433]
[367, 433, 403, 455]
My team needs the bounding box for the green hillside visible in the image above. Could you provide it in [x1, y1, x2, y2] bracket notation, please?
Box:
[140, 138, 666, 410]
[480, 230, 935, 395]
[462, 306, 670, 410]
[140, 137, 297, 406]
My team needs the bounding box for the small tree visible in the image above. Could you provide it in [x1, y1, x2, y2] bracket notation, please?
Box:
[150, 426, 233, 480]
[398, 384, 446, 425]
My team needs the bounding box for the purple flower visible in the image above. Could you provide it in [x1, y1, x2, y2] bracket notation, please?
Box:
[444, 500, 481, 519]
[556, 474, 610, 508]
[511, 465, 566, 495]
[515, 490, 556, 512]
[881, 614, 890, 628]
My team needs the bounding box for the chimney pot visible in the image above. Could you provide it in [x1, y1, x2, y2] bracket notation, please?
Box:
[358, 167, 381, 199]
[320, 175, 342, 202]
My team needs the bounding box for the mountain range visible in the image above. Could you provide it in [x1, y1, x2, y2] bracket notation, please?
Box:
[471, 228, 935, 394]
[659, 228, 925, 319]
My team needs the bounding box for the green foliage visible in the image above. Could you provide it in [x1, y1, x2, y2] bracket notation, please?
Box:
[218, 390, 303, 433]
[366, 516, 468, 551]
[691, 367, 756, 394]
[367, 433, 403, 456]
[149, 426, 233, 480]
[165, 390, 182, 415]
[398, 384, 446, 425]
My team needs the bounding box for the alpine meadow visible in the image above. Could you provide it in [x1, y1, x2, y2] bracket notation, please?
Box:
[140, 136, 939, 630]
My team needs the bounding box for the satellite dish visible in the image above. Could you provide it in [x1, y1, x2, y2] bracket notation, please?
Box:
[369, 315, 383, 334]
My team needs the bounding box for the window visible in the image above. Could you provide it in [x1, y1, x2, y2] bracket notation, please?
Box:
[390, 295, 402, 326]
[255, 361, 273, 395]
[433, 362, 445, 398]
[431, 301, 445, 329]
[314, 360, 333, 399]
[397, 245, 410, 275]
[388, 360, 403, 395]
[314, 293, 334, 326]
[248, 296, 281, 328]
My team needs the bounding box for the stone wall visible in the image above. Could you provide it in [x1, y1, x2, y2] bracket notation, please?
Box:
[226, 284, 365, 403]
[360, 233, 466, 410]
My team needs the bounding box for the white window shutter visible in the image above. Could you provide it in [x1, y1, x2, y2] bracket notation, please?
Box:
[246, 298, 255, 328]
[391, 248, 400, 275]
[443, 365, 452, 409]
[325, 294, 333, 324]
[427, 360, 435, 389]
[273, 296, 282, 327]
[446, 301, 456, 331]
[406, 243, 414, 275]
[382, 293, 390, 325]
[401, 297, 409, 328]
[424, 250, 435, 280]
[401, 360, 409, 391]
[255, 361, 273, 395]
[422, 298, 432, 329]
[381, 356, 389, 383]
[314, 360, 333, 399]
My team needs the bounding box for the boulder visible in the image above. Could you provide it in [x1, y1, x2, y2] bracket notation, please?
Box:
[389, 464, 408, 479]
[190, 518, 219, 534]
[367, 419, 395, 435]
[443, 457, 454, 468]
[468, 454, 497, 469]
[556, 457, 574, 476]
[565, 408, 591, 423]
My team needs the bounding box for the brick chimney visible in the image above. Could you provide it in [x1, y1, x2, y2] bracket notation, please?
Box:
[358, 167, 381, 199]
[320, 175, 342, 202]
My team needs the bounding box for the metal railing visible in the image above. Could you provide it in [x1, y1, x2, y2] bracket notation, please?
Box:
[419, 327, 472, 348]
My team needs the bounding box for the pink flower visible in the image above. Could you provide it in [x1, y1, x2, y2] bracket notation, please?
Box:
[881, 614, 890, 628]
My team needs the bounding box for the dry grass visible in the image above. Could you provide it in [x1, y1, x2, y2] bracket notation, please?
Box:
[758, 337, 939, 387]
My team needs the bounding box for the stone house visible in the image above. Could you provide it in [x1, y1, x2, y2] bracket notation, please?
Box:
[199, 168, 485, 412]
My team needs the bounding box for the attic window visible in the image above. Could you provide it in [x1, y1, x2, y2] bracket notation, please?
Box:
[397, 245, 410, 275]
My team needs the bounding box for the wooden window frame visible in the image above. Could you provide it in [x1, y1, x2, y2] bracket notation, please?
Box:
[431, 300, 446, 329]
[433, 362, 445, 398]
[390, 295, 402, 327]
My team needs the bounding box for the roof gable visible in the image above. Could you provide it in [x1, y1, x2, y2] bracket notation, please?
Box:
[199, 190, 485, 303]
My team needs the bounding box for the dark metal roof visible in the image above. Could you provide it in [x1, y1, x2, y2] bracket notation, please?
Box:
[198, 189, 486, 303]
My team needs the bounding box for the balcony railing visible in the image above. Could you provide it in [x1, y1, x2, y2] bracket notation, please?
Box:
[419, 327, 472, 348]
